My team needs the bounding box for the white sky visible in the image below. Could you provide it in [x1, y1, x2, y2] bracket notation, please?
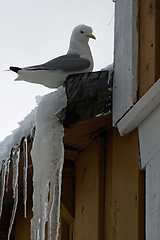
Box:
[0, 0, 114, 142]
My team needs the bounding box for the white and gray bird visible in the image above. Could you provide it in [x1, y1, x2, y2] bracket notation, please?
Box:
[9, 24, 96, 88]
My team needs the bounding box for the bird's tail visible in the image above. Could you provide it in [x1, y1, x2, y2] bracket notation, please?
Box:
[10, 66, 22, 73]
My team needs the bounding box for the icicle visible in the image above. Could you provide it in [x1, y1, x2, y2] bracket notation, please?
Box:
[30, 125, 36, 139]
[0, 160, 7, 218]
[48, 163, 63, 240]
[7, 147, 20, 240]
[23, 137, 28, 218]
[5, 159, 11, 192]
[12, 147, 20, 198]
[8, 184, 18, 240]
[31, 87, 67, 240]
[0, 158, 11, 218]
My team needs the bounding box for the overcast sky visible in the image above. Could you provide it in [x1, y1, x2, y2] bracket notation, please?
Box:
[0, 0, 114, 141]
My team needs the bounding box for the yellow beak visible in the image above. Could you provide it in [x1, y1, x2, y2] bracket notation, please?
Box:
[87, 34, 96, 40]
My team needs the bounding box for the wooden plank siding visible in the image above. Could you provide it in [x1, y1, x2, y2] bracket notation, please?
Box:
[138, 1, 160, 239]
[105, 128, 144, 240]
[139, 0, 160, 97]
[74, 137, 105, 240]
[139, 0, 156, 97]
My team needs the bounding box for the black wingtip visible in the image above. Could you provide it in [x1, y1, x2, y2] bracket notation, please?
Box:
[10, 66, 22, 73]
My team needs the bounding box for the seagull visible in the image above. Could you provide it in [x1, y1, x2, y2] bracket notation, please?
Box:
[9, 24, 96, 88]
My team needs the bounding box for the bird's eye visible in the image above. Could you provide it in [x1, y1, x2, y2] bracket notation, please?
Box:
[81, 31, 84, 34]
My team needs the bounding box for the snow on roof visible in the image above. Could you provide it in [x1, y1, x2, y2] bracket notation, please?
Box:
[0, 105, 37, 170]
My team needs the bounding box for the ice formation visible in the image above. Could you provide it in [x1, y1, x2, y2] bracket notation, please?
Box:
[23, 137, 28, 218]
[0, 106, 37, 170]
[0, 138, 30, 239]
[101, 63, 114, 84]
[0, 159, 10, 217]
[31, 86, 67, 240]
[0, 99, 37, 238]
[0, 86, 66, 240]
[101, 63, 114, 72]
[5, 158, 10, 192]
[8, 147, 20, 240]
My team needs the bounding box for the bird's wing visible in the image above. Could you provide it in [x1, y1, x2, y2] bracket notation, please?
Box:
[24, 54, 90, 72]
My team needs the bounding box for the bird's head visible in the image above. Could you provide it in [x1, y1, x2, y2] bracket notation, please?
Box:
[70, 24, 96, 43]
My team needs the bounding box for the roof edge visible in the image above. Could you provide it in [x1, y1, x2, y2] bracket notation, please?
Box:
[117, 78, 160, 135]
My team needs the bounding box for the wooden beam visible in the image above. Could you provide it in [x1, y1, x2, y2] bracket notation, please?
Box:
[64, 113, 111, 153]
[60, 203, 74, 226]
[139, 0, 156, 97]
[117, 78, 160, 135]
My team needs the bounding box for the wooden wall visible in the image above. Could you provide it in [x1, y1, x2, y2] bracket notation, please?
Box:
[15, 185, 33, 240]
[105, 128, 144, 240]
[74, 138, 105, 240]
[0, 126, 145, 240]
[73, 128, 144, 240]
[139, 0, 160, 97]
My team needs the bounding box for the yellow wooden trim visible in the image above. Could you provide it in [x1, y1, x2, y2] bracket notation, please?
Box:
[139, 0, 156, 97]
[60, 203, 74, 226]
